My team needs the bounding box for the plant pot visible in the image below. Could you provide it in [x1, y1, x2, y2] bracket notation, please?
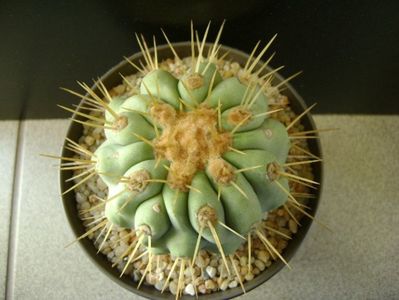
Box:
[60, 42, 323, 299]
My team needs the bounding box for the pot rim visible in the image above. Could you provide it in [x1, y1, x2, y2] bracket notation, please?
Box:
[60, 42, 323, 300]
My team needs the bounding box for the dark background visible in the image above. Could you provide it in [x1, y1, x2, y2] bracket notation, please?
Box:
[1, 0, 398, 119]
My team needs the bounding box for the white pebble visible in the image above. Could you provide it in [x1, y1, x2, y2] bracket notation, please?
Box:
[157, 271, 165, 281]
[106, 251, 115, 260]
[133, 270, 140, 282]
[76, 192, 86, 204]
[169, 281, 177, 295]
[182, 267, 191, 278]
[205, 266, 217, 278]
[87, 181, 98, 193]
[228, 280, 238, 288]
[84, 136, 95, 146]
[154, 280, 164, 291]
[184, 283, 196, 296]
[96, 177, 107, 191]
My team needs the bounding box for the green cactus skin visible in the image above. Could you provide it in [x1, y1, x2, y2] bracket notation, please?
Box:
[140, 69, 180, 109]
[232, 118, 290, 164]
[223, 150, 289, 211]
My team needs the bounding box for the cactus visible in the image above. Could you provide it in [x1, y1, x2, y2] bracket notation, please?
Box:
[46, 21, 323, 296]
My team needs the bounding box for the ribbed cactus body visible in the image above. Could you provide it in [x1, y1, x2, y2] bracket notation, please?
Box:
[94, 62, 290, 258]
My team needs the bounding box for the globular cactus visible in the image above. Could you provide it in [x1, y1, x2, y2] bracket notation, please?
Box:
[95, 57, 291, 260]
[49, 21, 322, 295]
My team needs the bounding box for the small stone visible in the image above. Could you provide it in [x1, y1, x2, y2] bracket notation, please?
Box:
[106, 251, 115, 260]
[193, 267, 201, 277]
[255, 260, 265, 271]
[171, 271, 178, 280]
[96, 177, 107, 191]
[157, 271, 165, 281]
[240, 266, 248, 275]
[87, 181, 98, 193]
[196, 255, 206, 268]
[210, 259, 218, 267]
[239, 256, 247, 266]
[277, 209, 285, 217]
[184, 283, 196, 296]
[202, 271, 210, 280]
[113, 84, 126, 95]
[231, 62, 240, 69]
[154, 280, 164, 291]
[194, 277, 204, 286]
[88, 194, 97, 204]
[157, 261, 167, 270]
[97, 191, 106, 199]
[133, 270, 140, 282]
[228, 280, 238, 288]
[277, 216, 288, 227]
[205, 279, 216, 290]
[289, 219, 298, 233]
[220, 279, 229, 291]
[198, 284, 207, 294]
[118, 230, 129, 238]
[92, 128, 103, 138]
[278, 239, 288, 250]
[80, 202, 90, 210]
[169, 281, 177, 295]
[218, 262, 228, 276]
[245, 273, 254, 281]
[205, 266, 217, 278]
[146, 273, 157, 285]
[84, 136, 95, 146]
[184, 267, 191, 277]
[76, 192, 86, 204]
[257, 250, 270, 263]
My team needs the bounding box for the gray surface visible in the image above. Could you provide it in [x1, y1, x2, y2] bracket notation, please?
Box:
[2, 116, 399, 299]
[0, 121, 19, 299]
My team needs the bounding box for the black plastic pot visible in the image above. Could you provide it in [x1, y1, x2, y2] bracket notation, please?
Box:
[60, 43, 323, 299]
